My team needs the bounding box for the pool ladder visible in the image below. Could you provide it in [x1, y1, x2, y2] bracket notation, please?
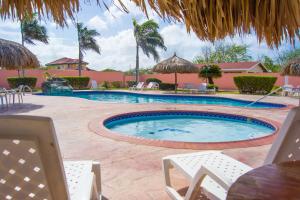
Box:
[244, 87, 282, 108]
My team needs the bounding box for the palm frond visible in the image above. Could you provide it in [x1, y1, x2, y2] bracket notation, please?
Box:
[22, 15, 49, 45]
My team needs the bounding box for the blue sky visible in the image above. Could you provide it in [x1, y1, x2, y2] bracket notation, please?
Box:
[0, 0, 298, 71]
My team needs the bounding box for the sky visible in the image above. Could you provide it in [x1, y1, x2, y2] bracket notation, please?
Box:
[0, 0, 298, 71]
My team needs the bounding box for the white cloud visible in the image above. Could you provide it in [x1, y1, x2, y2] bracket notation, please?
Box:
[0, 20, 19, 29]
[25, 36, 77, 66]
[87, 15, 107, 30]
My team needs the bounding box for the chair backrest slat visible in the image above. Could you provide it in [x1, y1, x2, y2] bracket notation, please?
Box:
[0, 115, 69, 199]
[264, 107, 300, 164]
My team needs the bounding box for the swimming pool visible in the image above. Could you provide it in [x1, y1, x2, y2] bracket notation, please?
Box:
[104, 111, 276, 143]
[41, 91, 286, 108]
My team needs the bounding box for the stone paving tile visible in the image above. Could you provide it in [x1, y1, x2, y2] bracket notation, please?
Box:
[0, 92, 297, 199]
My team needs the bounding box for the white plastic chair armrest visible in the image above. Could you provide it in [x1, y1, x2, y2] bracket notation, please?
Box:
[185, 165, 233, 200]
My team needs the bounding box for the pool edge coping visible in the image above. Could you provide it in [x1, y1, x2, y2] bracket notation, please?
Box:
[34, 90, 292, 110]
[88, 110, 281, 150]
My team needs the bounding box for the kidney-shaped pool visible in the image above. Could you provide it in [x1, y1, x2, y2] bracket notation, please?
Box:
[103, 111, 276, 143]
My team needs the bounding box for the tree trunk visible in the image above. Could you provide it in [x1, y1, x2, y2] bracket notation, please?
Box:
[77, 24, 82, 77]
[208, 77, 214, 85]
[175, 72, 177, 93]
[78, 48, 82, 77]
[20, 22, 24, 78]
[135, 43, 139, 83]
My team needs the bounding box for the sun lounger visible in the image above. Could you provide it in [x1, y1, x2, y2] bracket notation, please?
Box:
[183, 83, 197, 93]
[146, 82, 159, 90]
[162, 106, 300, 200]
[129, 82, 144, 90]
[91, 80, 98, 90]
[0, 115, 102, 200]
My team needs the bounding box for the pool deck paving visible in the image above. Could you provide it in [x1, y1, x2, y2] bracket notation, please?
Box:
[0, 91, 298, 200]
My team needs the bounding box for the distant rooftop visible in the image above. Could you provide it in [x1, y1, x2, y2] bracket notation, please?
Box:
[45, 57, 88, 66]
[196, 61, 269, 72]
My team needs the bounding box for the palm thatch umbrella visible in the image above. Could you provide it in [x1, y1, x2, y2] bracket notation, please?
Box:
[282, 57, 300, 77]
[282, 57, 300, 105]
[1, 1, 300, 47]
[133, 0, 300, 47]
[0, 38, 40, 70]
[153, 53, 198, 93]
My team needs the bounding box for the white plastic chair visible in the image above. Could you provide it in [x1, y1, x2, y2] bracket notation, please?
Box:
[162, 106, 300, 200]
[198, 83, 208, 93]
[91, 80, 98, 90]
[129, 82, 144, 90]
[282, 84, 294, 96]
[8, 85, 24, 104]
[0, 88, 9, 108]
[0, 115, 102, 200]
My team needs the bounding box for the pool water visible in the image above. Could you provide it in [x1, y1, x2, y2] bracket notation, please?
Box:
[104, 112, 275, 143]
[41, 91, 285, 108]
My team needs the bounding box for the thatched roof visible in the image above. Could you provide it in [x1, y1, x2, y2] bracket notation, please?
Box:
[1, 1, 299, 47]
[282, 57, 300, 76]
[133, 0, 300, 47]
[0, 39, 40, 69]
[153, 53, 198, 74]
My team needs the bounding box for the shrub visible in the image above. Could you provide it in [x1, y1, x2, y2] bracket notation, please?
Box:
[7, 77, 37, 89]
[146, 78, 162, 84]
[207, 84, 219, 91]
[159, 83, 177, 90]
[126, 81, 136, 88]
[101, 81, 110, 89]
[111, 81, 122, 88]
[234, 76, 277, 94]
[61, 76, 90, 89]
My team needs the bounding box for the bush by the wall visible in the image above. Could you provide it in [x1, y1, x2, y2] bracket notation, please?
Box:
[7, 77, 37, 89]
[61, 76, 90, 89]
[111, 81, 122, 88]
[146, 78, 162, 84]
[159, 83, 177, 90]
[126, 81, 136, 88]
[207, 84, 219, 91]
[101, 81, 110, 89]
[233, 76, 277, 94]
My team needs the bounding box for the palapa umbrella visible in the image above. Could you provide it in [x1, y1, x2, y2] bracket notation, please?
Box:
[153, 53, 198, 93]
[282, 57, 300, 105]
[282, 57, 300, 77]
[0, 38, 40, 71]
[1, 1, 300, 47]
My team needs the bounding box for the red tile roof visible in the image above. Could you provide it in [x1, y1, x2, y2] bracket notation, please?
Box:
[45, 57, 88, 66]
[196, 61, 268, 72]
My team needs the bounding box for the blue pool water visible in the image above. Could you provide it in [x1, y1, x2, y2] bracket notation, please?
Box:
[104, 111, 275, 142]
[40, 91, 285, 108]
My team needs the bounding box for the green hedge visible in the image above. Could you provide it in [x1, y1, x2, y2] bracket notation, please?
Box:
[126, 81, 136, 88]
[7, 77, 37, 89]
[146, 78, 162, 84]
[233, 76, 277, 94]
[111, 81, 122, 88]
[159, 83, 177, 90]
[61, 76, 90, 89]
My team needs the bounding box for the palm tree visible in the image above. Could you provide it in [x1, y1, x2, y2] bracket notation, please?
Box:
[199, 64, 222, 85]
[20, 13, 48, 77]
[133, 19, 166, 82]
[77, 22, 100, 76]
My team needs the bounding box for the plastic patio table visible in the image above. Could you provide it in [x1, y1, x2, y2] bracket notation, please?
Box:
[227, 160, 300, 199]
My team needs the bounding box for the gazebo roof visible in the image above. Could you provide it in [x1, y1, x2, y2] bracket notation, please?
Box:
[282, 57, 300, 76]
[153, 54, 198, 74]
[0, 38, 40, 69]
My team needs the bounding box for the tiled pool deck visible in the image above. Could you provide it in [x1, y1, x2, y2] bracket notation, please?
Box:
[0, 91, 298, 199]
